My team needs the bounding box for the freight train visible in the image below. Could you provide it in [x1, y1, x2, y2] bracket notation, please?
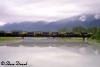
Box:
[0, 31, 92, 38]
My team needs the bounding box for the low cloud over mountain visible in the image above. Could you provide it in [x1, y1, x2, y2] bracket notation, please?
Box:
[0, 14, 100, 32]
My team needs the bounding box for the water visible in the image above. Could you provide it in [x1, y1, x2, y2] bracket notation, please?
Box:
[0, 38, 100, 67]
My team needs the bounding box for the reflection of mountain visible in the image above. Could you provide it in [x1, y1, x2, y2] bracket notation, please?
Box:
[0, 14, 100, 32]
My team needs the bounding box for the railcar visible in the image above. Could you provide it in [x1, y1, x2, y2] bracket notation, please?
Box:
[0, 31, 93, 38]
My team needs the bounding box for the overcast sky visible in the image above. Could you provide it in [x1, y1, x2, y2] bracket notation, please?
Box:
[0, 0, 100, 25]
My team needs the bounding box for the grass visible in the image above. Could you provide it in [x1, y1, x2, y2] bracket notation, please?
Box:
[88, 39, 100, 45]
[32, 37, 99, 44]
[0, 37, 19, 41]
[58, 37, 83, 43]
[0, 37, 99, 45]
[58, 37, 100, 44]
[88, 39, 96, 44]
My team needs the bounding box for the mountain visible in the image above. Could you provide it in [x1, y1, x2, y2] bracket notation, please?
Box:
[0, 14, 100, 32]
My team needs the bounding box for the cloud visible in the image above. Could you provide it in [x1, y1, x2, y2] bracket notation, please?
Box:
[0, 0, 100, 24]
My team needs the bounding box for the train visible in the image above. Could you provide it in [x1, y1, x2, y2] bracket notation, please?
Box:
[0, 31, 92, 38]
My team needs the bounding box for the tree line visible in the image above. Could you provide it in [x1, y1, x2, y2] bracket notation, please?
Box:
[59, 27, 100, 42]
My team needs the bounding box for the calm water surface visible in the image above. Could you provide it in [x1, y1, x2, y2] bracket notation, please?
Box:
[0, 38, 100, 67]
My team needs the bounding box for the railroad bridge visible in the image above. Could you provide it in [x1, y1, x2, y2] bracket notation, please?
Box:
[0, 31, 92, 40]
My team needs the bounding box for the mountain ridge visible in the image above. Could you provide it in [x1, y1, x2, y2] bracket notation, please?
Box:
[0, 14, 100, 32]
